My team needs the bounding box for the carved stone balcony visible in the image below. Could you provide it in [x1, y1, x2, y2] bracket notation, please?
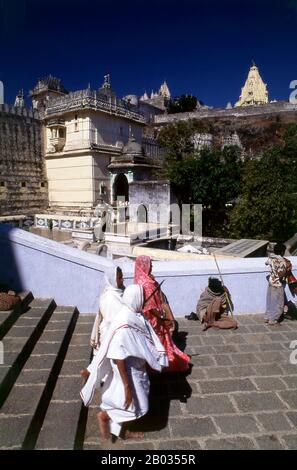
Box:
[49, 136, 66, 152]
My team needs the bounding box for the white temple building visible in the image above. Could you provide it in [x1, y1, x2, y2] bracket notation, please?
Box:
[235, 63, 269, 107]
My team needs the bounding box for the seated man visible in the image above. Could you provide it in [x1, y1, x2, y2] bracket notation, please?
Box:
[196, 277, 237, 331]
[80, 284, 168, 440]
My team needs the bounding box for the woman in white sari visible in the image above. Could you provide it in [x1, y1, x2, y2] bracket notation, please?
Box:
[90, 266, 124, 351]
[80, 284, 168, 440]
[80, 266, 124, 382]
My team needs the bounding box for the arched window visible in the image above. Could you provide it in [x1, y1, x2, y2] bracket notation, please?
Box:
[113, 173, 129, 203]
[137, 204, 148, 223]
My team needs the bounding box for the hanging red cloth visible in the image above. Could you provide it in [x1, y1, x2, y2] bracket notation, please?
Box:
[134, 255, 190, 372]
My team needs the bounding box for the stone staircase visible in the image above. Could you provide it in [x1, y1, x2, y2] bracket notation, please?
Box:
[1, 296, 297, 450]
[0, 293, 94, 449]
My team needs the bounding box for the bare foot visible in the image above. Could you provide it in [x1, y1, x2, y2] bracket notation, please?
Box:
[80, 369, 90, 385]
[123, 430, 144, 440]
[97, 411, 110, 440]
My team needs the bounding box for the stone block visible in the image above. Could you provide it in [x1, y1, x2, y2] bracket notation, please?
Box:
[26, 354, 56, 370]
[157, 440, 201, 450]
[279, 434, 297, 450]
[256, 412, 293, 432]
[3, 337, 28, 352]
[253, 377, 286, 391]
[68, 334, 90, 346]
[286, 411, 297, 427]
[253, 364, 284, 377]
[32, 342, 61, 355]
[233, 392, 287, 412]
[36, 401, 82, 449]
[5, 326, 36, 338]
[200, 378, 255, 394]
[40, 330, 68, 342]
[185, 395, 236, 416]
[170, 417, 217, 438]
[279, 390, 297, 409]
[214, 414, 259, 434]
[17, 368, 51, 385]
[230, 365, 255, 378]
[1, 384, 43, 415]
[200, 336, 225, 346]
[59, 359, 87, 376]
[204, 436, 255, 450]
[281, 375, 297, 389]
[232, 353, 259, 365]
[205, 367, 233, 379]
[0, 415, 31, 448]
[213, 355, 234, 366]
[51, 376, 82, 401]
[191, 356, 216, 367]
[256, 435, 284, 450]
[256, 351, 286, 364]
[245, 334, 272, 344]
[65, 345, 91, 360]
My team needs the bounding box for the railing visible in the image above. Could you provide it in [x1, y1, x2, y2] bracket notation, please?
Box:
[45, 89, 145, 123]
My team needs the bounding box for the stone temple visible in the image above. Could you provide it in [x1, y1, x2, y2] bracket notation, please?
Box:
[235, 63, 269, 107]
[1, 64, 297, 238]
[0, 75, 171, 225]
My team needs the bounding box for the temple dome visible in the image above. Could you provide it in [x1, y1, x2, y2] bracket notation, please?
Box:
[122, 136, 142, 155]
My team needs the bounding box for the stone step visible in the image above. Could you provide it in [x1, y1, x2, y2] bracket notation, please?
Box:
[0, 304, 79, 449]
[0, 291, 33, 339]
[0, 298, 56, 409]
[35, 315, 94, 450]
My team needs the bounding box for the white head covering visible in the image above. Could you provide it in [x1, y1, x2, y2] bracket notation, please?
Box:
[91, 265, 124, 348]
[104, 265, 121, 290]
[122, 284, 143, 313]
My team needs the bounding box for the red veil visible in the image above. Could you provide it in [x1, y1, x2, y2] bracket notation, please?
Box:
[134, 255, 163, 314]
[134, 255, 190, 373]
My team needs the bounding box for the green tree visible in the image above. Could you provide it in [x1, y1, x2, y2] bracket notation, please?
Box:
[167, 94, 198, 114]
[229, 149, 296, 241]
[158, 120, 243, 235]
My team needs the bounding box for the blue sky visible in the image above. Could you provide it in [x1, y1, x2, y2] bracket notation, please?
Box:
[1, 0, 297, 107]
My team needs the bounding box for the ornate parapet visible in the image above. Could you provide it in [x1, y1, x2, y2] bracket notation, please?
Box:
[0, 104, 40, 120]
[34, 213, 99, 231]
[45, 89, 146, 123]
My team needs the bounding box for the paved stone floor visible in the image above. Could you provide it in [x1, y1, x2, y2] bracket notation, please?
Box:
[83, 314, 297, 450]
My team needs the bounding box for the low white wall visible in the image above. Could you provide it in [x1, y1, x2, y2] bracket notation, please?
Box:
[1, 226, 296, 316]
[0, 226, 112, 314]
[151, 257, 297, 316]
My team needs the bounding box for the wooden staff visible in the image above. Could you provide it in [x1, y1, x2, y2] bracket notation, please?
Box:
[213, 253, 234, 319]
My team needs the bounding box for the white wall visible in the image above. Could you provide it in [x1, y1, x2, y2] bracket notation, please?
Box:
[90, 112, 142, 147]
[46, 155, 95, 207]
[1, 226, 296, 316]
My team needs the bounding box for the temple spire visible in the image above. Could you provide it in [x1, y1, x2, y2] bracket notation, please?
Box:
[235, 63, 269, 107]
[102, 73, 111, 89]
[14, 89, 25, 108]
[159, 80, 171, 99]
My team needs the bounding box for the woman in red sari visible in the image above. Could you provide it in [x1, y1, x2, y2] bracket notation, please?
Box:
[134, 255, 190, 373]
